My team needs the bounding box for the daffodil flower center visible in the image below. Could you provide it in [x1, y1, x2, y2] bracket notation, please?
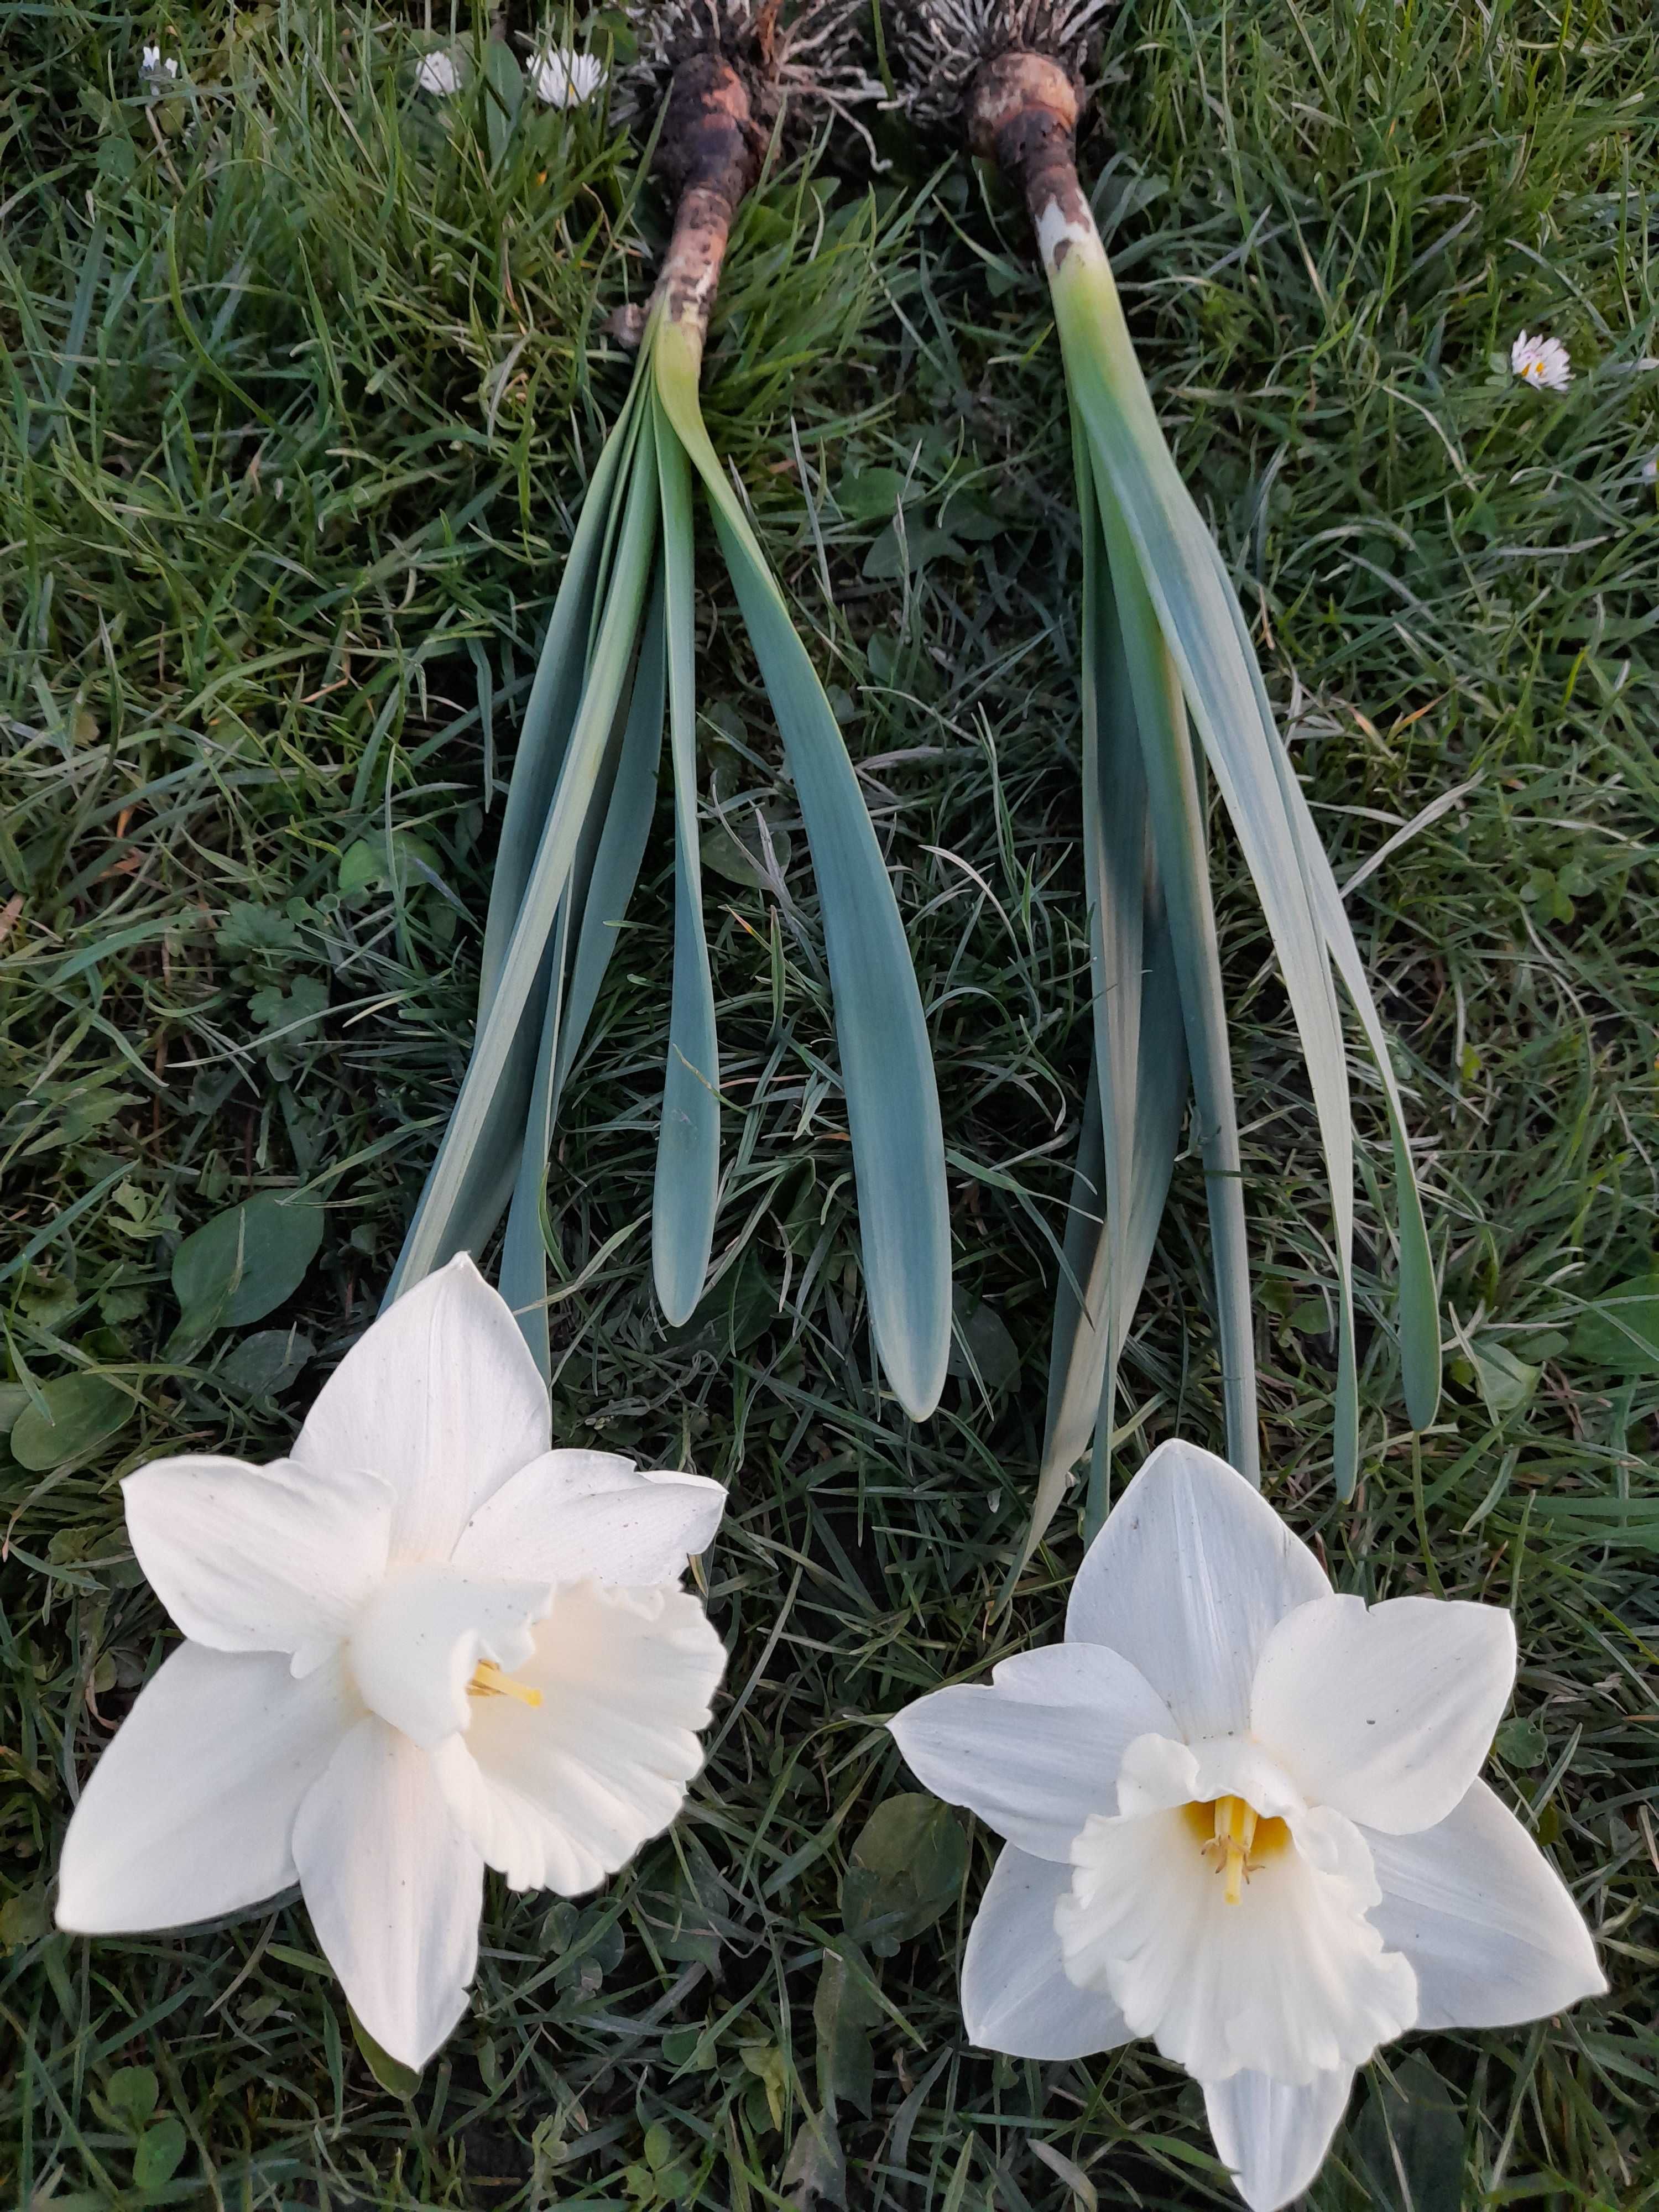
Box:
[468, 1660, 542, 1708]
[1182, 1793, 1291, 1903]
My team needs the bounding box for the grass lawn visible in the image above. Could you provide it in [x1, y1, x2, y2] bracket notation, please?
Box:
[3, 2, 1656, 2205]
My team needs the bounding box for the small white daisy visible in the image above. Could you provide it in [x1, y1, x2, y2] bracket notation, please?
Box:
[527, 44, 606, 107]
[140, 44, 180, 85]
[414, 47, 463, 97]
[1511, 330, 1572, 392]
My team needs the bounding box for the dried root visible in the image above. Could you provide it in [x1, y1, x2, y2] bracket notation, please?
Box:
[615, 0, 881, 140]
[888, 0, 1115, 132]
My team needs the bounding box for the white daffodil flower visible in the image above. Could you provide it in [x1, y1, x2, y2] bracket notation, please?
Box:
[56, 1256, 728, 2071]
[528, 44, 606, 107]
[889, 1441, 1603, 2212]
[414, 47, 464, 97]
[1511, 330, 1573, 391]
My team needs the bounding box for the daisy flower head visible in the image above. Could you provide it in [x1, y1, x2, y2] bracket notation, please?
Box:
[1511, 331, 1572, 392]
[528, 43, 606, 107]
[415, 47, 464, 98]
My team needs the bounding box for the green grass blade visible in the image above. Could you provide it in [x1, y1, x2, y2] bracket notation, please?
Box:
[651, 394, 722, 1326]
[387, 393, 661, 1302]
[651, 315, 951, 1420]
[1054, 234, 1363, 1493]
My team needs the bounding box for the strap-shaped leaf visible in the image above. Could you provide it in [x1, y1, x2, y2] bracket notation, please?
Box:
[1055, 232, 1375, 1491]
[481, 380, 646, 1011]
[1093, 472, 1258, 1489]
[497, 570, 669, 1373]
[382, 381, 650, 1307]
[1032, 434, 1198, 1561]
[388, 388, 661, 1303]
[651, 391, 722, 1326]
[651, 313, 951, 1420]
[553, 570, 669, 1100]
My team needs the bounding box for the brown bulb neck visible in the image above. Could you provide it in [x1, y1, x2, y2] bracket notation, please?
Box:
[651, 55, 767, 345]
[966, 51, 1092, 247]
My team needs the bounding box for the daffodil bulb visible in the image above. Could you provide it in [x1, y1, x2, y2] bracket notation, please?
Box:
[56, 1255, 728, 2071]
[889, 1441, 1604, 2212]
[528, 44, 606, 106]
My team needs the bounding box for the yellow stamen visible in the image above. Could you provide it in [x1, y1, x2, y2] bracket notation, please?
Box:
[468, 1660, 542, 1708]
[1183, 1796, 1288, 1898]
[1209, 1794, 1250, 1904]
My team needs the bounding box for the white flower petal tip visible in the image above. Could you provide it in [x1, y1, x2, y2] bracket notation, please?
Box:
[1511, 331, 1573, 390]
[294, 1253, 552, 1564]
[58, 1260, 726, 2072]
[884, 1433, 1604, 2212]
[886, 1644, 1172, 1861]
[455, 1451, 727, 1588]
[415, 48, 463, 97]
[1251, 1593, 1516, 1834]
[140, 45, 181, 85]
[1066, 1438, 1329, 1738]
[528, 46, 606, 107]
[961, 1848, 1132, 2059]
[1366, 1781, 1607, 2029]
[55, 1646, 355, 1936]
[1204, 2068, 1355, 2212]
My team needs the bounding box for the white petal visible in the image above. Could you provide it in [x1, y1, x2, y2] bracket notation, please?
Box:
[56, 1644, 354, 1934]
[1057, 1764, 1417, 2086]
[453, 1451, 726, 1587]
[1066, 1441, 1329, 1739]
[1145, 1734, 1306, 1824]
[123, 1455, 392, 1670]
[414, 48, 461, 96]
[293, 1715, 483, 2070]
[1204, 2068, 1355, 2212]
[890, 1644, 1173, 1861]
[294, 1255, 550, 1564]
[1364, 1780, 1605, 2030]
[1250, 1594, 1516, 1834]
[435, 1582, 726, 1893]
[348, 1562, 549, 1750]
[962, 1845, 1133, 2059]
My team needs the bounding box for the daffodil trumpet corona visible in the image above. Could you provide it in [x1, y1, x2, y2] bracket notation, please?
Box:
[898, 5, 1440, 1541]
[890, 1441, 1605, 2212]
[389, 3, 951, 1423]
